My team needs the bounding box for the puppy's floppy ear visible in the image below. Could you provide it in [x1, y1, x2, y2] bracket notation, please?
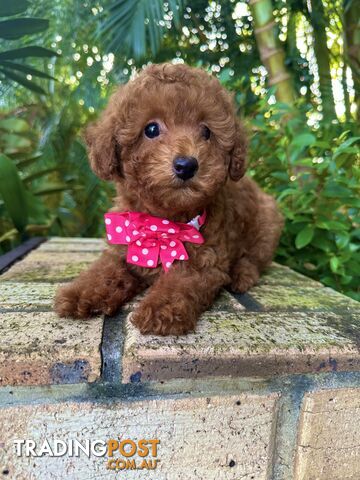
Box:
[84, 100, 122, 181]
[229, 119, 247, 181]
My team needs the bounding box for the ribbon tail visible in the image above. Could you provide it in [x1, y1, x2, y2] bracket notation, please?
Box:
[104, 213, 129, 244]
[160, 240, 188, 272]
[178, 225, 204, 245]
[127, 243, 160, 268]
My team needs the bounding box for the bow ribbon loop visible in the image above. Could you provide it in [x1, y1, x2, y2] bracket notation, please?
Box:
[104, 211, 206, 271]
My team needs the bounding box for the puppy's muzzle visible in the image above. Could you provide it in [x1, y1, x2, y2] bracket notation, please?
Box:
[173, 156, 198, 181]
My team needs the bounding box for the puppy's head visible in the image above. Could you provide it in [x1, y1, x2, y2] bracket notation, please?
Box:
[85, 63, 247, 214]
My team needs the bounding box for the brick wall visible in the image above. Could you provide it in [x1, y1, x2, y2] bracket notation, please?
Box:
[0, 237, 359, 479]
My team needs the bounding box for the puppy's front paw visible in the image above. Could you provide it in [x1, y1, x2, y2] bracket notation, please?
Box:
[131, 297, 196, 336]
[55, 269, 143, 320]
[54, 283, 123, 319]
[54, 283, 97, 319]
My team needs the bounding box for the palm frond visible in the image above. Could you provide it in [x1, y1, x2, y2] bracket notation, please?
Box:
[0, 0, 29, 17]
[99, 0, 185, 59]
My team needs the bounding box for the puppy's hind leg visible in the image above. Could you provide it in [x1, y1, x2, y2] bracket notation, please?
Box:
[230, 256, 261, 293]
[230, 195, 283, 293]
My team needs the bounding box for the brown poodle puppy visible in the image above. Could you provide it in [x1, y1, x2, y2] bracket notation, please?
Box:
[55, 63, 283, 335]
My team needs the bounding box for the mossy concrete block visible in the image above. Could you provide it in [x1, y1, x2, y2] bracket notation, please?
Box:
[1, 251, 100, 283]
[259, 263, 322, 287]
[1, 238, 359, 386]
[210, 289, 246, 312]
[38, 237, 105, 252]
[0, 393, 278, 479]
[122, 264, 359, 382]
[46, 237, 104, 243]
[250, 283, 358, 312]
[0, 282, 59, 311]
[0, 311, 103, 385]
[122, 307, 360, 382]
[294, 388, 360, 480]
[122, 264, 360, 383]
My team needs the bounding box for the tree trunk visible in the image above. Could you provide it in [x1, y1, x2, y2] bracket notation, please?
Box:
[342, 61, 351, 122]
[249, 0, 295, 104]
[344, 0, 360, 119]
[286, 9, 298, 60]
[309, 0, 337, 120]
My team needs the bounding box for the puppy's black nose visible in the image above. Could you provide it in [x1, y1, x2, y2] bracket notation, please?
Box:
[173, 156, 198, 180]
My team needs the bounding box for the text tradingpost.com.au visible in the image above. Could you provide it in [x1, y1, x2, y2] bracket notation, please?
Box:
[13, 438, 160, 471]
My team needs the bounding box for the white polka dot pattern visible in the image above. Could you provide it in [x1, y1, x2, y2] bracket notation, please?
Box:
[103, 210, 206, 271]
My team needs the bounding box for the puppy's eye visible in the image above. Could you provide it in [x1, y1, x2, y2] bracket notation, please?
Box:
[201, 125, 211, 140]
[144, 122, 160, 138]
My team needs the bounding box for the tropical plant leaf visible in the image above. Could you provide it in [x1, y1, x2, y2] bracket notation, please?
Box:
[15, 152, 43, 169]
[295, 226, 314, 249]
[0, 228, 19, 244]
[333, 137, 360, 159]
[290, 133, 316, 149]
[0, 67, 46, 93]
[0, 117, 29, 132]
[1, 132, 32, 152]
[0, 18, 49, 39]
[0, 154, 28, 232]
[26, 220, 55, 233]
[0, 46, 59, 61]
[330, 256, 340, 273]
[0, 60, 56, 80]
[24, 190, 49, 223]
[132, 3, 146, 58]
[0, 0, 29, 17]
[168, 0, 182, 27]
[100, 0, 185, 58]
[33, 183, 71, 196]
[23, 167, 59, 184]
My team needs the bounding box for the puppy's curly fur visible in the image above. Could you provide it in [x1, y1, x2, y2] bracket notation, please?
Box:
[55, 63, 283, 335]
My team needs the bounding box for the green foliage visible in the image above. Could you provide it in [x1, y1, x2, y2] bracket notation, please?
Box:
[100, 0, 185, 59]
[248, 101, 360, 300]
[0, 100, 114, 253]
[0, 0, 58, 94]
[0, 112, 64, 250]
[36, 96, 114, 238]
[0, 153, 28, 234]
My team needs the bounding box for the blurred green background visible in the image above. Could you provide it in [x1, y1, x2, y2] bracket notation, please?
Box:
[0, 0, 359, 300]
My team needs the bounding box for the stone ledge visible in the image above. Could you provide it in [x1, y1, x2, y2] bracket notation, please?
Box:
[0, 238, 105, 386]
[1, 251, 100, 283]
[249, 283, 357, 312]
[122, 310, 360, 383]
[37, 237, 105, 252]
[0, 312, 103, 386]
[0, 393, 279, 479]
[0, 237, 359, 387]
[0, 282, 62, 311]
[122, 264, 359, 382]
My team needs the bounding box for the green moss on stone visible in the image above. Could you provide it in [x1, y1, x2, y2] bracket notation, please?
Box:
[0, 282, 58, 310]
[259, 264, 321, 287]
[250, 284, 358, 312]
[1, 261, 92, 283]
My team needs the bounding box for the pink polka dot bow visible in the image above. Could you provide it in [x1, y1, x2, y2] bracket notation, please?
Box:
[104, 211, 206, 271]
